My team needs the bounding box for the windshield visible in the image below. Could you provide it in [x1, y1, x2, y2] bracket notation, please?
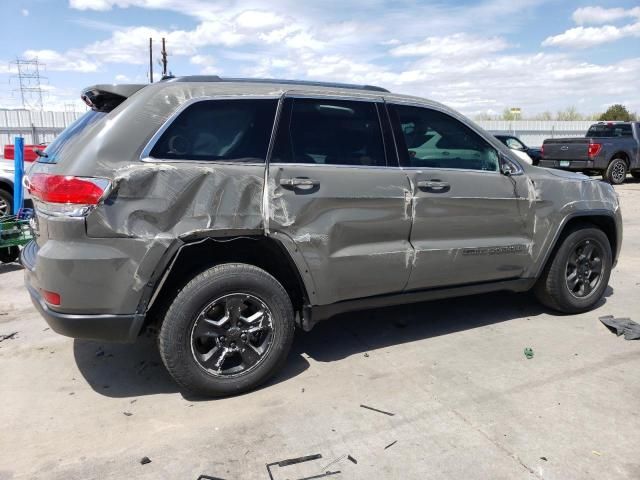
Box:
[40, 110, 106, 164]
[586, 123, 633, 138]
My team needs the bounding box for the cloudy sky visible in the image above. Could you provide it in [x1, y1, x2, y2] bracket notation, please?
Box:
[0, 0, 638, 116]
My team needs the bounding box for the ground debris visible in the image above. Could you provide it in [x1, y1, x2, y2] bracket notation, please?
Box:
[599, 315, 640, 340]
[347, 455, 357, 464]
[384, 441, 397, 450]
[524, 347, 534, 359]
[123, 411, 133, 416]
[540, 456, 548, 461]
[95, 348, 105, 357]
[140, 456, 151, 465]
[363, 352, 369, 358]
[0, 332, 18, 342]
[360, 404, 395, 416]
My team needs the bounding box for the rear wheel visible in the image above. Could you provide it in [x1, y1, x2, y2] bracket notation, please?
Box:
[158, 263, 295, 397]
[534, 226, 611, 313]
[0, 189, 12, 217]
[0, 246, 19, 263]
[604, 158, 627, 185]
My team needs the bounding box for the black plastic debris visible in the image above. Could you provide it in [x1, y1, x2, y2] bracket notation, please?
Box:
[540, 457, 548, 461]
[360, 404, 395, 416]
[599, 316, 640, 340]
[0, 332, 18, 342]
[123, 412, 133, 416]
[384, 440, 397, 450]
[140, 456, 151, 465]
[266, 454, 322, 480]
[347, 455, 357, 464]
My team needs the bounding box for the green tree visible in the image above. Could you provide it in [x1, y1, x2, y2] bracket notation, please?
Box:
[599, 104, 634, 121]
[501, 108, 520, 121]
[556, 106, 583, 121]
[532, 111, 553, 121]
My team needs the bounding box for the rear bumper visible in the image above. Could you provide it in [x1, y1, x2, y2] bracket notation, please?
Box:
[539, 160, 596, 170]
[22, 241, 145, 343]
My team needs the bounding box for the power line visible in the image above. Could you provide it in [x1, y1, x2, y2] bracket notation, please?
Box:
[10, 58, 47, 110]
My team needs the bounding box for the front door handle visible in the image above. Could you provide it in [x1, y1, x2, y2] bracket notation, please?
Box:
[417, 180, 450, 191]
[280, 177, 320, 188]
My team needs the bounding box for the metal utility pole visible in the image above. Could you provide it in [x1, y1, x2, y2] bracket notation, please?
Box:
[149, 37, 154, 83]
[10, 58, 46, 110]
[161, 37, 168, 77]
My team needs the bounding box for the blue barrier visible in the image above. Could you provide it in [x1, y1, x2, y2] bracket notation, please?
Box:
[13, 137, 24, 214]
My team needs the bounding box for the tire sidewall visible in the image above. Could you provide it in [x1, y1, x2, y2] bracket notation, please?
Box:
[553, 228, 612, 311]
[159, 264, 294, 396]
[0, 189, 13, 217]
[606, 158, 627, 185]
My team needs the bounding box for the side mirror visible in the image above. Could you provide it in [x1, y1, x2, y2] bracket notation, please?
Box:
[500, 157, 519, 176]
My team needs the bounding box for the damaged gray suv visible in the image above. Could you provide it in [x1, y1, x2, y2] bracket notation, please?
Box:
[22, 77, 622, 396]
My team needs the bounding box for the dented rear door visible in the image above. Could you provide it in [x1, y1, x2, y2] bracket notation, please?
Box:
[267, 96, 413, 305]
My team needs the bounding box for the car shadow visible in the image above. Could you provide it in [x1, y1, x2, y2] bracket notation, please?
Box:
[0, 262, 23, 274]
[73, 288, 612, 399]
[73, 335, 310, 399]
[295, 288, 613, 363]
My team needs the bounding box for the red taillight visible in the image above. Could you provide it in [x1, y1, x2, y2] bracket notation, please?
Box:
[29, 173, 107, 204]
[27, 173, 111, 216]
[540, 145, 544, 157]
[588, 143, 602, 158]
[41, 289, 61, 306]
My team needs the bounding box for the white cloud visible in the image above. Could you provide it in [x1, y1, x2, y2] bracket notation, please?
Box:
[234, 10, 286, 30]
[21, 9, 29, 16]
[542, 22, 640, 48]
[23, 49, 99, 72]
[390, 33, 509, 58]
[572, 6, 640, 25]
[115, 74, 130, 82]
[190, 54, 217, 74]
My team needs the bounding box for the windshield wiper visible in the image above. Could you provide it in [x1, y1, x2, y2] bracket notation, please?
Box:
[34, 148, 48, 158]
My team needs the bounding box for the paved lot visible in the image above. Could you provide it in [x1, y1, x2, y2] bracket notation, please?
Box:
[1, 181, 640, 480]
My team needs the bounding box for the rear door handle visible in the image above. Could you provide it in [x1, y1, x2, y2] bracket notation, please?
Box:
[280, 177, 320, 188]
[417, 180, 450, 191]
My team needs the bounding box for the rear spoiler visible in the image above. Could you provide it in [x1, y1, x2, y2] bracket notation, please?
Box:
[81, 84, 146, 112]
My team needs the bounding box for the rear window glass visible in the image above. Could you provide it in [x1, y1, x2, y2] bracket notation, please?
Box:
[40, 110, 106, 164]
[271, 98, 386, 167]
[587, 123, 633, 138]
[149, 99, 278, 162]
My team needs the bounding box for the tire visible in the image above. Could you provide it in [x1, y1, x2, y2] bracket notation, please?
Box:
[158, 263, 295, 397]
[0, 246, 20, 263]
[534, 225, 611, 314]
[604, 158, 627, 185]
[0, 188, 12, 217]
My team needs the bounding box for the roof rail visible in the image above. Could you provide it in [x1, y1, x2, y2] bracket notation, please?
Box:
[162, 75, 389, 93]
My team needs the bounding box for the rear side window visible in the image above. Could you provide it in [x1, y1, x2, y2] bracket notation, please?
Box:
[586, 123, 633, 138]
[271, 98, 387, 167]
[390, 104, 499, 171]
[41, 110, 106, 164]
[149, 99, 278, 162]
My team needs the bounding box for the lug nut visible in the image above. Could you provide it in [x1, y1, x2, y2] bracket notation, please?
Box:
[219, 336, 225, 342]
[230, 342, 236, 348]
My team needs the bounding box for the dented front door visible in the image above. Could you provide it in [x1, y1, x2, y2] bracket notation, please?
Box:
[266, 96, 413, 305]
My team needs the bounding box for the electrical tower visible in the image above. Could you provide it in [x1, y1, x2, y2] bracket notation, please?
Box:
[10, 58, 47, 110]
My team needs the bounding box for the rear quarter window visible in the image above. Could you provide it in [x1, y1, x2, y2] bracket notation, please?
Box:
[148, 99, 278, 162]
[41, 111, 106, 164]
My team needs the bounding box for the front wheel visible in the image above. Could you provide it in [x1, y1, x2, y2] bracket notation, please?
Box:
[158, 263, 295, 397]
[604, 158, 627, 185]
[534, 226, 611, 313]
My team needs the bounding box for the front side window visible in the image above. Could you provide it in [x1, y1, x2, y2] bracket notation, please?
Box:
[505, 137, 525, 150]
[149, 99, 278, 162]
[391, 105, 499, 171]
[271, 98, 386, 167]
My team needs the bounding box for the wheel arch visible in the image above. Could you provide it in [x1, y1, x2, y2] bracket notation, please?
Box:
[141, 234, 312, 332]
[534, 211, 618, 279]
[610, 151, 630, 166]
